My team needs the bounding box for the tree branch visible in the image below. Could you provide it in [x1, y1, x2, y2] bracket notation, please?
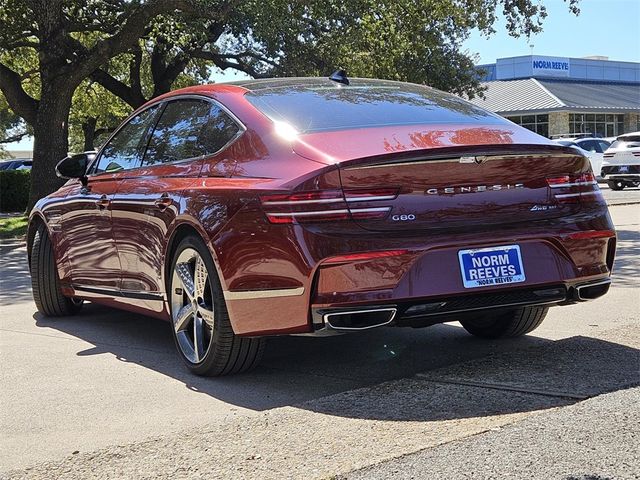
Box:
[0, 130, 30, 144]
[0, 63, 39, 125]
[69, 0, 233, 82]
[129, 44, 144, 103]
[190, 50, 273, 78]
[90, 68, 147, 108]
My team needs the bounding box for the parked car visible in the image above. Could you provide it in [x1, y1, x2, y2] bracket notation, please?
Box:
[28, 75, 616, 376]
[550, 133, 595, 140]
[555, 138, 610, 178]
[601, 131, 640, 190]
[0, 159, 32, 170]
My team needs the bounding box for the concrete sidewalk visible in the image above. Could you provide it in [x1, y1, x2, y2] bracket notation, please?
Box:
[344, 386, 640, 480]
[3, 326, 638, 480]
[1, 206, 638, 479]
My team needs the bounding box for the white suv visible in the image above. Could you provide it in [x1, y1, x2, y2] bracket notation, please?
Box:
[602, 132, 640, 190]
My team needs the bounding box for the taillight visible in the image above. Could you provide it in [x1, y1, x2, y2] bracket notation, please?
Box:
[566, 229, 616, 240]
[546, 173, 602, 202]
[260, 188, 398, 224]
[323, 249, 410, 264]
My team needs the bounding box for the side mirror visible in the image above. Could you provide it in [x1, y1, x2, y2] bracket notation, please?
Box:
[55, 151, 96, 186]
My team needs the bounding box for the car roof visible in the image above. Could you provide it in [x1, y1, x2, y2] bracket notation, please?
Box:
[162, 77, 439, 97]
[617, 131, 640, 139]
[224, 77, 415, 91]
[575, 138, 609, 144]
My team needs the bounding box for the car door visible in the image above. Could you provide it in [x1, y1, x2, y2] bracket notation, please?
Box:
[58, 105, 160, 292]
[579, 139, 605, 176]
[110, 97, 242, 313]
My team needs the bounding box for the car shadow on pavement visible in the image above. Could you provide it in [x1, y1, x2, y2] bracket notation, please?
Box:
[33, 304, 640, 422]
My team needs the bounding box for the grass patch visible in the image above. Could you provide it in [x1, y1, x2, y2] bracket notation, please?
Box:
[0, 216, 28, 240]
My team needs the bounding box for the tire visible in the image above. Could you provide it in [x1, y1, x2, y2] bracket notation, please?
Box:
[607, 180, 625, 191]
[30, 225, 83, 317]
[168, 235, 265, 376]
[460, 306, 548, 339]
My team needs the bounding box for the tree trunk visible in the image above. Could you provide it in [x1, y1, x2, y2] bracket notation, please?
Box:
[82, 117, 98, 151]
[26, 85, 73, 213]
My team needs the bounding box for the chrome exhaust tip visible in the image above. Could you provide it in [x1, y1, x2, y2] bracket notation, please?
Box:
[575, 278, 611, 301]
[324, 307, 397, 331]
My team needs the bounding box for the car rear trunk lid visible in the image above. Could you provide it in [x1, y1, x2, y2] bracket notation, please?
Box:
[337, 148, 596, 232]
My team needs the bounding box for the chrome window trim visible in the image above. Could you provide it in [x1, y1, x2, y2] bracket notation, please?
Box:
[88, 94, 247, 178]
[88, 102, 164, 177]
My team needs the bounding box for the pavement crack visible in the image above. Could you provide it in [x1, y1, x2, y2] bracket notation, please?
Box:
[415, 375, 589, 400]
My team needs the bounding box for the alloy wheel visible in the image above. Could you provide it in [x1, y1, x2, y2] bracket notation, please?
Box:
[170, 248, 215, 364]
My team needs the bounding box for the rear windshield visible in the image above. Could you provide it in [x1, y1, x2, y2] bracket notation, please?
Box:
[245, 82, 502, 133]
[619, 135, 640, 142]
[610, 139, 640, 149]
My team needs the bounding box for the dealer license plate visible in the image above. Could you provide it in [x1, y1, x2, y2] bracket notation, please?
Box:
[458, 245, 525, 289]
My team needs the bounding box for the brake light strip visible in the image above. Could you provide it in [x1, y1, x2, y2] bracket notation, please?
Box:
[266, 207, 390, 218]
[548, 181, 597, 188]
[554, 191, 601, 199]
[261, 194, 397, 206]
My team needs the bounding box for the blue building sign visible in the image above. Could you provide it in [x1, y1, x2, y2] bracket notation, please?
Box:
[531, 56, 570, 77]
[479, 55, 640, 83]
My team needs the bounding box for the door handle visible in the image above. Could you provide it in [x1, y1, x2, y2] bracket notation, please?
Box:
[154, 194, 172, 210]
[95, 195, 110, 209]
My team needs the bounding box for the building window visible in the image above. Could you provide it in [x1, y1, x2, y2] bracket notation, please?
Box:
[505, 114, 549, 138]
[569, 113, 625, 137]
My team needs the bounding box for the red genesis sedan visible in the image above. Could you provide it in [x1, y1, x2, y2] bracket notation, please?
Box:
[28, 75, 616, 376]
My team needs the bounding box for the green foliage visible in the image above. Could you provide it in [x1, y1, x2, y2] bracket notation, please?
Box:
[0, 169, 30, 212]
[0, 0, 581, 210]
[0, 215, 28, 239]
[68, 80, 131, 151]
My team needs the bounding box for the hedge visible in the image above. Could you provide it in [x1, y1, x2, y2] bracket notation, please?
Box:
[0, 169, 30, 213]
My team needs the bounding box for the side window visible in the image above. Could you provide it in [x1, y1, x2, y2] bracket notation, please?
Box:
[597, 141, 610, 153]
[579, 140, 597, 152]
[142, 99, 240, 166]
[94, 106, 159, 174]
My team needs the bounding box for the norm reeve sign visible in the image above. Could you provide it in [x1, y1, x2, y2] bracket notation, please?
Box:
[531, 56, 571, 77]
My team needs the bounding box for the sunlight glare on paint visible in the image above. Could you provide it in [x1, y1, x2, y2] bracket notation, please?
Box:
[273, 120, 299, 141]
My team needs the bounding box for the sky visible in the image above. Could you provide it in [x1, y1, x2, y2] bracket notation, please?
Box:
[6, 0, 640, 152]
[462, 0, 640, 64]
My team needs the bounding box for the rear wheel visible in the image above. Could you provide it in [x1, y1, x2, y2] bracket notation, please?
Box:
[30, 225, 83, 317]
[460, 306, 548, 339]
[169, 235, 265, 376]
[607, 180, 625, 191]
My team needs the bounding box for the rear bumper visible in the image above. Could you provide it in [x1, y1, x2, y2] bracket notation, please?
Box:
[219, 203, 616, 336]
[602, 174, 640, 182]
[304, 277, 611, 335]
[601, 164, 640, 181]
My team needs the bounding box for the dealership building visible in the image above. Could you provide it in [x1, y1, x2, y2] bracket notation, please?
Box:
[469, 55, 640, 138]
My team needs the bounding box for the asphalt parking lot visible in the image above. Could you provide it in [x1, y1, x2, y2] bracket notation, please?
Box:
[0, 199, 638, 479]
[598, 181, 640, 205]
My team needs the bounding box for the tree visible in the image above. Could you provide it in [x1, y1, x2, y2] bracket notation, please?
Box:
[0, 0, 579, 212]
[0, 0, 230, 210]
